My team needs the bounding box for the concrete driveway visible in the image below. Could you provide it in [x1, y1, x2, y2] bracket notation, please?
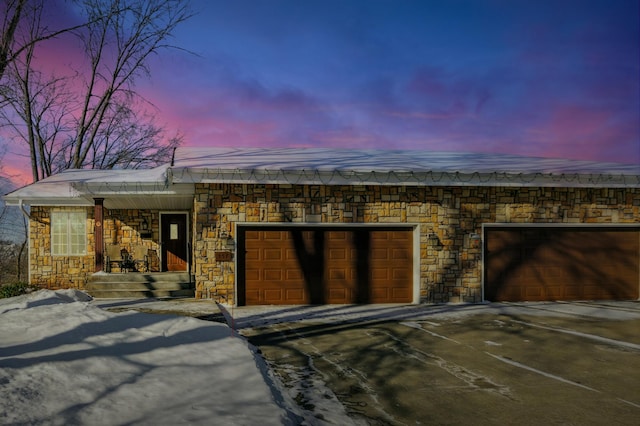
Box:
[233, 302, 640, 425]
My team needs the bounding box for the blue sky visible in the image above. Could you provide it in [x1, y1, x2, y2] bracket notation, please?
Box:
[139, 0, 639, 164]
[5, 0, 640, 182]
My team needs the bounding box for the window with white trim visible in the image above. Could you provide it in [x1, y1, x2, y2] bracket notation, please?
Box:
[51, 211, 87, 256]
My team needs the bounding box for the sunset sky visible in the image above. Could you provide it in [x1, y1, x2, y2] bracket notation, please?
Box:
[3, 0, 640, 184]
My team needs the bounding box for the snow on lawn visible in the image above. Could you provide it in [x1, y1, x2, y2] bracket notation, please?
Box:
[0, 290, 297, 425]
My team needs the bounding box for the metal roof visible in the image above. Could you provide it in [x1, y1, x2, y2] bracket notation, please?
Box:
[3, 165, 194, 209]
[4, 148, 639, 207]
[170, 147, 640, 188]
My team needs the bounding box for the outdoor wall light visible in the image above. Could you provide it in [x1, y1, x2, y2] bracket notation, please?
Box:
[469, 233, 482, 248]
[225, 235, 235, 250]
[141, 217, 149, 231]
[427, 233, 440, 246]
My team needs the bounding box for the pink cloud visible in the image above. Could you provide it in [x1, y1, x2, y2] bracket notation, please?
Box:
[511, 104, 639, 163]
[549, 106, 611, 141]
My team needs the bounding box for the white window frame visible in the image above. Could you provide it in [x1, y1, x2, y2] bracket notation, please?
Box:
[51, 211, 87, 256]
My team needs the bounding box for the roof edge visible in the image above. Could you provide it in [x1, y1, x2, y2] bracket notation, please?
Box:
[170, 168, 640, 188]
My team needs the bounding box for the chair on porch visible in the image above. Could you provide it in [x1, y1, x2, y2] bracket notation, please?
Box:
[105, 244, 126, 273]
[131, 245, 149, 272]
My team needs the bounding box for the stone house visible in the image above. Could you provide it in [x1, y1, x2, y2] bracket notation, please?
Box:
[4, 147, 640, 305]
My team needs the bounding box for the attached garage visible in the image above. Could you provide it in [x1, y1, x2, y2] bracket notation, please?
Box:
[484, 226, 640, 302]
[237, 226, 415, 305]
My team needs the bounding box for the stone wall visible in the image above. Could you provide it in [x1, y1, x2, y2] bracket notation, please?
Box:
[193, 184, 640, 304]
[29, 207, 162, 288]
[29, 206, 95, 289]
[103, 209, 162, 272]
[28, 186, 640, 300]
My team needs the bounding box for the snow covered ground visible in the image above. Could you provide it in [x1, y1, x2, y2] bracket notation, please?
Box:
[2, 290, 638, 425]
[0, 290, 300, 425]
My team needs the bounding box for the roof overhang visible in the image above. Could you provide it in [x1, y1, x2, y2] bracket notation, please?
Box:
[3, 165, 195, 210]
[82, 183, 195, 210]
[170, 167, 640, 188]
[169, 147, 640, 189]
[3, 148, 639, 211]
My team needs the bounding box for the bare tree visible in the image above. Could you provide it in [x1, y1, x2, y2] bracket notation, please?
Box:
[85, 104, 181, 170]
[0, 151, 28, 283]
[69, 0, 190, 170]
[1, 0, 191, 182]
[1, 0, 100, 82]
[1, 32, 73, 181]
[0, 0, 28, 81]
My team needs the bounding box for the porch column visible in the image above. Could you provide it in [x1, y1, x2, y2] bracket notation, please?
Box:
[94, 198, 104, 272]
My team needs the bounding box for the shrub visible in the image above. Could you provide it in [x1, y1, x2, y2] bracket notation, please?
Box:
[0, 282, 32, 299]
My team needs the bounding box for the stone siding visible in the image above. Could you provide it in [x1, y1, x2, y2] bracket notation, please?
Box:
[28, 185, 640, 302]
[193, 184, 640, 304]
[103, 209, 162, 272]
[29, 206, 95, 289]
[29, 207, 162, 288]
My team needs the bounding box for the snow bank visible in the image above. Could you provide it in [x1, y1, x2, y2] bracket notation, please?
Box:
[0, 290, 293, 425]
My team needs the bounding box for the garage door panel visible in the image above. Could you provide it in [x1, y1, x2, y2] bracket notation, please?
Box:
[563, 284, 580, 298]
[330, 231, 348, 240]
[285, 289, 305, 302]
[245, 230, 261, 240]
[329, 268, 347, 280]
[245, 269, 260, 281]
[242, 227, 413, 305]
[371, 248, 388, 260]
[264, 232, 285, 241]
[391, 231, 411, 240]
[329, 248, 347, 260]
[245, 248, 260, 261]
[263, 269, 282, 281]
[392, 287, 411, 300]
[582, 285, 601, 299]
[392, 268, 410, 280]
[263, 289, 282, 303]
[286, 269, 303, 280]
[285, 248, 299, 260]
[392, 248, 410, 259]
[372, 268, 388, 280]
[545, 286, 563, 299]
[485, 227, 639, 302]
[245, 290, 260, 303]
[370, 288, 388, 301]
[263, 249, 282, 260]
[327, 288, 348, 302]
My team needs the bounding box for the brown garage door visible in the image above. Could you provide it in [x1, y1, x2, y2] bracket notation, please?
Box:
[485, 227, 640, 302]
[238, 227, 413, 305]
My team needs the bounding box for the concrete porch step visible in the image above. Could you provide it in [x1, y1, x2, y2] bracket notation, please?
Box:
[90, 272, 191, 283]
[87, 289, 196, 299]
[87, 272, 195, 299]
[86, 281, 194, 291]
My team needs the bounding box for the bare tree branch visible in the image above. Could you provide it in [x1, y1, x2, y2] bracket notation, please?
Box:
[0, 0, 131, 82]
[71, 0, 192, 169]
[0, 0, 27, 80]
[0, 0, 193, 182]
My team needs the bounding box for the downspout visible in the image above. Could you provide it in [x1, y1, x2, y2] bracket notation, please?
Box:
[18, 199, 30, 219]
[18, 200, 31, 285]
